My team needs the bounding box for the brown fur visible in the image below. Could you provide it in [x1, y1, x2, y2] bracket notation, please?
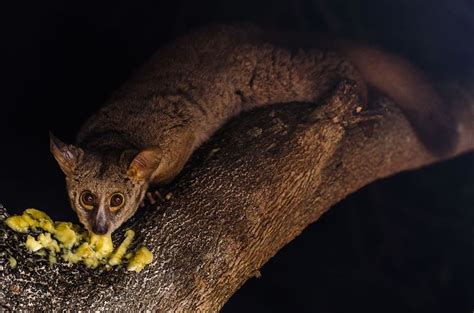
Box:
[50, 24, 457, 234]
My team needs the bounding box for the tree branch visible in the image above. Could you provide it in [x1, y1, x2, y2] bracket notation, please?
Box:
[1, 79, 473, 311]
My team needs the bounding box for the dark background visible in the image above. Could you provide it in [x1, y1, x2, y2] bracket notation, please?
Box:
[2, 0, 474, 312]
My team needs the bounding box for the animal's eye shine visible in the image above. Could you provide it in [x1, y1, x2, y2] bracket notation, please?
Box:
[80, 191, 95, 210]
[110, 193, 125, 210]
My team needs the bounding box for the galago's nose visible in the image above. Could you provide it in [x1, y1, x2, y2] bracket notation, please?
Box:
[92, 222, 109, 235]
[92, 208, 109, 235]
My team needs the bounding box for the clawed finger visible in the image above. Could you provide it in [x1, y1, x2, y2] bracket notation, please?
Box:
[146, 192, 157, 204]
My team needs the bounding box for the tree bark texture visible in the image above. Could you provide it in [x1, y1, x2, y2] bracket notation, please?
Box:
[1, 79, 473, 311]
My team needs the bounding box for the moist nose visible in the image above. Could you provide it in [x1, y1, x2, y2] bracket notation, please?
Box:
[93, 208, 109, 235]
[92, 222, 109, 235]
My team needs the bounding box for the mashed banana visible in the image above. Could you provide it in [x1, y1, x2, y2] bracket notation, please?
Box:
[127, 246, 154, 273]
[4, 208, 153, 272]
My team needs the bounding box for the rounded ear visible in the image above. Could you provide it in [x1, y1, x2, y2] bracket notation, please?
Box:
[126, 147, 161, 181]
[49, 132, 84, 176]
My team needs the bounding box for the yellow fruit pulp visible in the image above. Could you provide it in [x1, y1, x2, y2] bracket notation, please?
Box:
[4, 208, 153, 272]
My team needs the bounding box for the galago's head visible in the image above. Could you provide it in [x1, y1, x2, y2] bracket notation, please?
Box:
[49, 133, 160, 235]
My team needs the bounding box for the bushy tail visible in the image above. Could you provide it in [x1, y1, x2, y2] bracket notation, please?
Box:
[337, 40, 459, 155]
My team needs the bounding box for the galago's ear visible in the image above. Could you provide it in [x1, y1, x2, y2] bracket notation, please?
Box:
[49, 132, 84, 176]
[126, 148, 161, 181]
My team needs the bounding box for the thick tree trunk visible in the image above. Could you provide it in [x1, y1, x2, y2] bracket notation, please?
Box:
[1, 79, 473, 311]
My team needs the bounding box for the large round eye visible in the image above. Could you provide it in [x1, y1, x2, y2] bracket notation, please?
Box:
[110, 193, 125, 211]
[80, 191, 95, 210]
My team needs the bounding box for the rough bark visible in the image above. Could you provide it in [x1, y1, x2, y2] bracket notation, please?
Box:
[1, 79, 473, 311]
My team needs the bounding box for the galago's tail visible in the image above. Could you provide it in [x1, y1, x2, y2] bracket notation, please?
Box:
[336, 40, 459, 156]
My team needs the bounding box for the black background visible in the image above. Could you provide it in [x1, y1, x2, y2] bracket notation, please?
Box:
[2, 0, 474, 312]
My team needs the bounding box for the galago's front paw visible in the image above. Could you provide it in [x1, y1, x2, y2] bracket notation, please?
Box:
[140, 190, 163, 207]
